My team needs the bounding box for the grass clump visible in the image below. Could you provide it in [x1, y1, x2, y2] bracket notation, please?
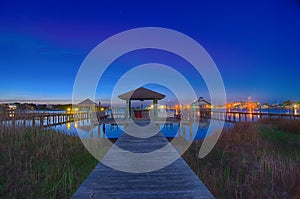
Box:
[183, 121, 300, 198]
[0, 126, 98, 198]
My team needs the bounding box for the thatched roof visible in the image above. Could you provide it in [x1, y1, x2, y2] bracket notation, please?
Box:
[118, 87, 165, 100]
[77, 98, 97, 106]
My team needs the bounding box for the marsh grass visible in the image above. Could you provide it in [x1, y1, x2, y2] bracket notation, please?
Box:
[0, 126, 98, 198]
[1, 118, 300, 198]
[183, 120, 300, 198]
[259, 118, 300, 135]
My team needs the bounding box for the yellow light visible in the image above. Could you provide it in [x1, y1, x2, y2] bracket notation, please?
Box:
[294, 104, 298, 109]
[100, 107, 105, 111]
[67, 122, 71, 130]
[67, 108, 71, 112]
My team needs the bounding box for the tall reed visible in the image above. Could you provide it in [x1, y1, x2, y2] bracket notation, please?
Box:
[183, 122, 300, 198]
[0, 126, 98, 198]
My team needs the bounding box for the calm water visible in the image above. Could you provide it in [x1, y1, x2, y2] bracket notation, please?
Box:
[50, 118, 233, 141]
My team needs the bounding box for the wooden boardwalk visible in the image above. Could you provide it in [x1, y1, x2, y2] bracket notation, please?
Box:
[0, 112, 91, 127]
[72, 121, 214, 198]
[198, 109, 300, 123]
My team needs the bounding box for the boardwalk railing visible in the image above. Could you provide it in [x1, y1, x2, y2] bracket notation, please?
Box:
[198, 109, 300, 123]
[0, 111, 93, 127]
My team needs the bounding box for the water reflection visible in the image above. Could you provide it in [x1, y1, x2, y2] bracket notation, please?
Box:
[67, 122, 71, 130]
[50, 118, 231, 142]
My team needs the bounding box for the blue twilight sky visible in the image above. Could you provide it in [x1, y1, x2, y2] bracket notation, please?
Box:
[0, 0, 299, 104]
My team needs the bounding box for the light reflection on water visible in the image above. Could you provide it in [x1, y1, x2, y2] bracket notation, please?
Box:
[50, 119, 233, 141]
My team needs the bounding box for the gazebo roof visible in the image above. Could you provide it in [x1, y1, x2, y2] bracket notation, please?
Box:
[118, 87, 166, 100]
[192, 97, 211, 105]
[77, 98, 97, 106]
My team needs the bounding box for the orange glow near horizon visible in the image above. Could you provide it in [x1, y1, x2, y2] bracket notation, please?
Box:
[175, 105, 179, 115]
[226, 104, 232, 111]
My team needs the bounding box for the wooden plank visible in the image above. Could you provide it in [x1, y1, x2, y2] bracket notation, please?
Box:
[72, 121, 214, 198]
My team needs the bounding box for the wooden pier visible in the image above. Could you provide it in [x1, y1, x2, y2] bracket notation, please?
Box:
[72, 121, 214, 198]
[197, 109, 300, 123]
[0, 112, 92, 127]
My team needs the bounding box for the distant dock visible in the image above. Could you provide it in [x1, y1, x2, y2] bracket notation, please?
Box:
[200, 110, 300, 123]
[0, 112, 91, 127]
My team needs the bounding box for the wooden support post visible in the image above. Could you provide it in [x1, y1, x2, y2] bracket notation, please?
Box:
[125, 99, 131, 119]
[40, 117, 43, 127]
[32, 115, 35, 127]
[153, 99, 158, 120]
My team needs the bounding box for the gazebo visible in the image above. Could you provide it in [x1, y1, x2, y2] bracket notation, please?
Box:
[192, 97, 211, 108]
[118, 87, 165, 119]
[77, 98, 98, 112]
